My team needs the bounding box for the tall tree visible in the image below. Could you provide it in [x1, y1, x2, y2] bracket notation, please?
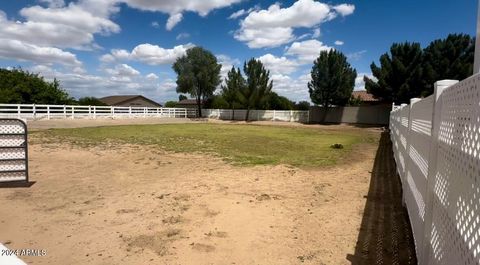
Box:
[308, 50, 356, 120]
[172, 47, 221, 117]
[364, 42, 425, 104]
[238, 58, 273, 121]
[263, 92, 294, 110]
[422, 34, 474, 95]
[221, 67, 245, 120]
[178, 94, 188, 101]
[77, 97, 106, 106]
[0, 68, 74, 104]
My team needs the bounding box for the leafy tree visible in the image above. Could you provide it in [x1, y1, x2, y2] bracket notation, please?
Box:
[308, 50, 356, 120]
[164, 101, 177, 108]
[0, 68, 74, 104]
[206, 95, 230, 109]
[364, 42, 425, 103]
[221, 67, 245, 119]
[422, 34, 474, 95]
[178, 94, 187, 101]
[77, 97, 106, 106]
[173, 47, 221, 117]
[294, 101, 311, 110]
[238, 58, 273, 121]
[263, 92, 294, 110]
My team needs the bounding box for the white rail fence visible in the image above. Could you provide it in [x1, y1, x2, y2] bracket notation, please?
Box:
[202, 109, 309, 123]
[390, 76, 480, 265]
[0, 104, 196, 120]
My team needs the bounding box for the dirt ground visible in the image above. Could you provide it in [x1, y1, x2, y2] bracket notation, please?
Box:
[0, 121, 415, 265]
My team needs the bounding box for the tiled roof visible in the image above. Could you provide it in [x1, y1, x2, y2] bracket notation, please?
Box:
[351, 91, 379, 102]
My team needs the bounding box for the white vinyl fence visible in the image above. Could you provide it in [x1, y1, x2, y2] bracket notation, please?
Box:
[202, 109, 309, 123]
[0, 104, 196, 120]
[390, 76, 480, 265]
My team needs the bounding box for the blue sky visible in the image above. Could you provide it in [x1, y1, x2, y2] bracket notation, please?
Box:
[0, 0, 476, 103]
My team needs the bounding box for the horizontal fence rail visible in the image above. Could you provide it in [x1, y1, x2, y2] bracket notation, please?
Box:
[202, 109, 309, 123]
[390, 77, 480, 265]
[0, 104, 196, 120]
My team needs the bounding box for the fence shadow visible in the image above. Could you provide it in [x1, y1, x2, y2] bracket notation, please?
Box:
[346, 132, 417, 265]
[0, 181, 35, 188]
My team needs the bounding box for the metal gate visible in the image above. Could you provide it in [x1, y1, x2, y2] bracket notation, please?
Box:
[0, 119, 28, 183]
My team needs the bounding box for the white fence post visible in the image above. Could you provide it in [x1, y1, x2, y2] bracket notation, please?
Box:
[71, 106, 75, 119]
[32, 104, 36, 120]
[63, 105, 66, 118]
[273, 109, 276, 121]
[185, 108, 187, 118]
[421, 79, 459, 264]
[47, 105, 50, 120]
[88, 105, 91, 119]
[93, 106, 96, 119]
[129, 106, 132, 118]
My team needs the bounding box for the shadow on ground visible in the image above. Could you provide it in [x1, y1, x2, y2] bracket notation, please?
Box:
[346, 132, 417, 265]
[0, 181, 35, 188]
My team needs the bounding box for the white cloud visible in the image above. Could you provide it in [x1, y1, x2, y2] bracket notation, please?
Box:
[217, 54, 241, 81]
[271, 73, 311, 102]
[146, 73, 159, 80]
[234, 0, 354, 48]
[257, 54, 299, 75]
[39, 0, 65, 8]
[228, 9, 248, 19]
[166, 13, 183, 30]
[235, 27, 295, 49]
[122, 0, 242, 29]
[285, 39, 333, 64]
[0, 38, 82, 67]
[347, 50, 367, 61]
[334, 40, 344, 46]
[29, 65, 178, 102]
[312, 28, 321, 38]
[176, 32, 190, 40]
[101, 43, 194, 65]
[355, 73, 376, 91]
[228, 6, 259, 19]
[105, 63, 140, 77]
[0, 4, 120, 50]
[333, 4, 355, 16]
[151, 21, 160, 28]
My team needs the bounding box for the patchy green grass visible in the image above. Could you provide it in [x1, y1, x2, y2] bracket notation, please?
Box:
[32, 123, 377, 167]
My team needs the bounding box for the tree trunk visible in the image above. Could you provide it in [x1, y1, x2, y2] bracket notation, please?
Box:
[196, 96, 202, 118]
[245, 108, 250, 122]
[231, 106, 235, 121]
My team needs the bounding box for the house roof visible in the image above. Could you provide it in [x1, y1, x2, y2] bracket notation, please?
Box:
[99, 95, 162, 106]
[351, 91, 379, 102]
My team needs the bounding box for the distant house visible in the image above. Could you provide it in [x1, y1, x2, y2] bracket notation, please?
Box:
[176, 99, 204, 109]
[351, 91, 383, 105]
[99, 95, 162, 107]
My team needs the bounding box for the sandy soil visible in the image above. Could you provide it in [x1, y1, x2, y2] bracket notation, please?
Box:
[0, 131, 379, 265]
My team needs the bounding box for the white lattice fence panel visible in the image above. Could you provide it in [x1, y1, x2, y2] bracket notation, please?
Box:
[390, 105, 410, 184]
[0, 119, 28, 182]
[404, 96, 434, 262]
[424, 75, 480, 265]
